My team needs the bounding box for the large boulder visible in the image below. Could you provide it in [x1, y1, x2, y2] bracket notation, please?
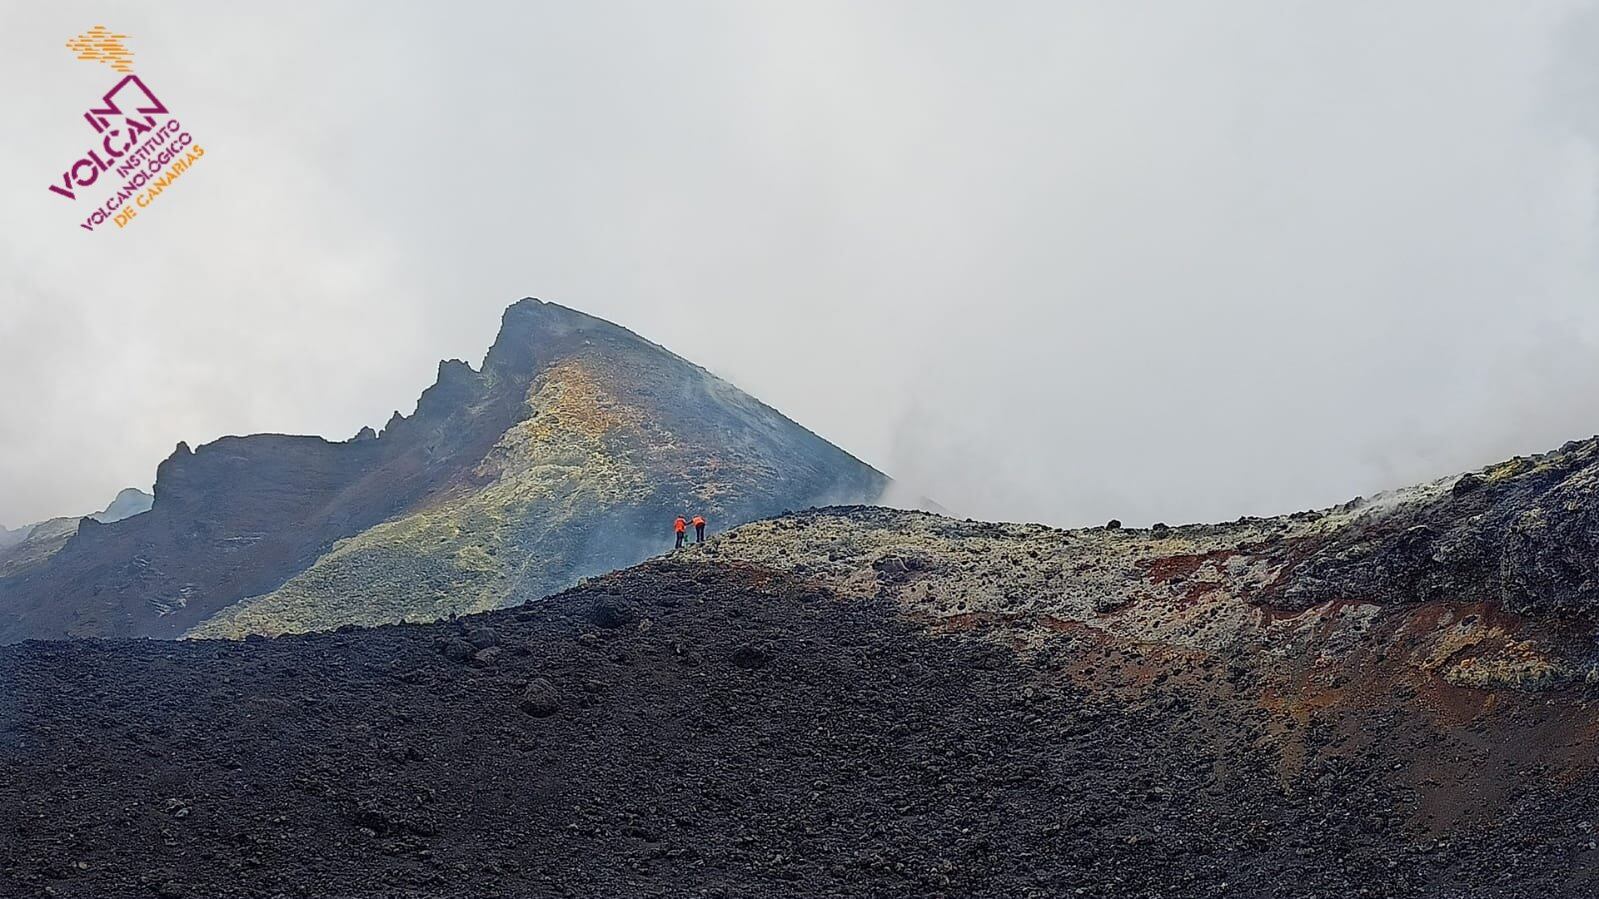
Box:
[519, 678, 561, 717]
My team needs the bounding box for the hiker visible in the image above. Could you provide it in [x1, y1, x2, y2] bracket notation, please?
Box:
[674, 516, 687, 549]
[692, 514, 706, 543]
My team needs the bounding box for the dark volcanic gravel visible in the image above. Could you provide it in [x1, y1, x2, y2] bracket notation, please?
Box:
[2, 559, 1596, 898]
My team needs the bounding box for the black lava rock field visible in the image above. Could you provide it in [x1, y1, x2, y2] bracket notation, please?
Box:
[3, 556, 1598, 898]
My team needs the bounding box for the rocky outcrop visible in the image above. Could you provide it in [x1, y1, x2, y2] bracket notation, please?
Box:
[0, 300, 885, 642]
[693, 466, 1599, 698]
[1259, 438, 1599, 616]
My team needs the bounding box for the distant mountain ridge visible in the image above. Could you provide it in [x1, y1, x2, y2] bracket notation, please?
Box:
[0, 299, 886, 642]
[0, 487, 152, 579]
[92, 488, 155, 524]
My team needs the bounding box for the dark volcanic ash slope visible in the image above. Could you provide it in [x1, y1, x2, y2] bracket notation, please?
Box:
[0, 300, 885, 643]
[1, 560, 1595, 899]
[9, 440, 1599, 896]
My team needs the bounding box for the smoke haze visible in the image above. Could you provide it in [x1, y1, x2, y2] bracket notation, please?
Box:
[3, 2, 1599, 528]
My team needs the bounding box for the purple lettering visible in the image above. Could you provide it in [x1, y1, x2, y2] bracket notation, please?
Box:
[48, 171, 76, 200]
[71, 159, 100, 188]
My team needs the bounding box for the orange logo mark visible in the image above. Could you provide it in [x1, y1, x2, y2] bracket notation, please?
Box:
[66, 26, 134, 74]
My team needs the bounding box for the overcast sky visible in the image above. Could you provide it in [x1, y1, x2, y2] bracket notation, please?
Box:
[3, 2, 1599, 529]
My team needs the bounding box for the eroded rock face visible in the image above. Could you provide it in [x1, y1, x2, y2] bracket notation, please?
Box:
[1265, 439, 1599, 616]
[0, 300, 886, 642]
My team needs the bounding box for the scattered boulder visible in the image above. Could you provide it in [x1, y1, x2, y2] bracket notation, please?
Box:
[519, 678, 561, 717]
[591, 599, 636, 629]
[439, 639, 474, 663]
[471, 646, 502, 667]
[1105, 519, 1122, 530]
[872, 551, 940, 585]
[350, 801, 438, 838]
[1093, 595, 1132, 614]
[351, 803, 398, 836]
[962, 643, 1010, 671]
[467, 626, 499, 649]
[731, 645, 770, 670]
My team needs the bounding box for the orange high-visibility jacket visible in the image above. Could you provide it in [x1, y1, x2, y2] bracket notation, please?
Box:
[691, 516, 705, 527]
[674, 517, 686, 533]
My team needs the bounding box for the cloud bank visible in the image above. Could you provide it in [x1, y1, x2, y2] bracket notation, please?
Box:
[3, 1, 1598, 529]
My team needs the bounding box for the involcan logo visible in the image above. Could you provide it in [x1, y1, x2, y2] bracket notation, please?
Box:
[49, 27, 208, 232]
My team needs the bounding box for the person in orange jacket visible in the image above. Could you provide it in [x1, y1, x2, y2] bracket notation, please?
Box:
[692, 514, 706, 543]
[674, 516, 687, 549]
